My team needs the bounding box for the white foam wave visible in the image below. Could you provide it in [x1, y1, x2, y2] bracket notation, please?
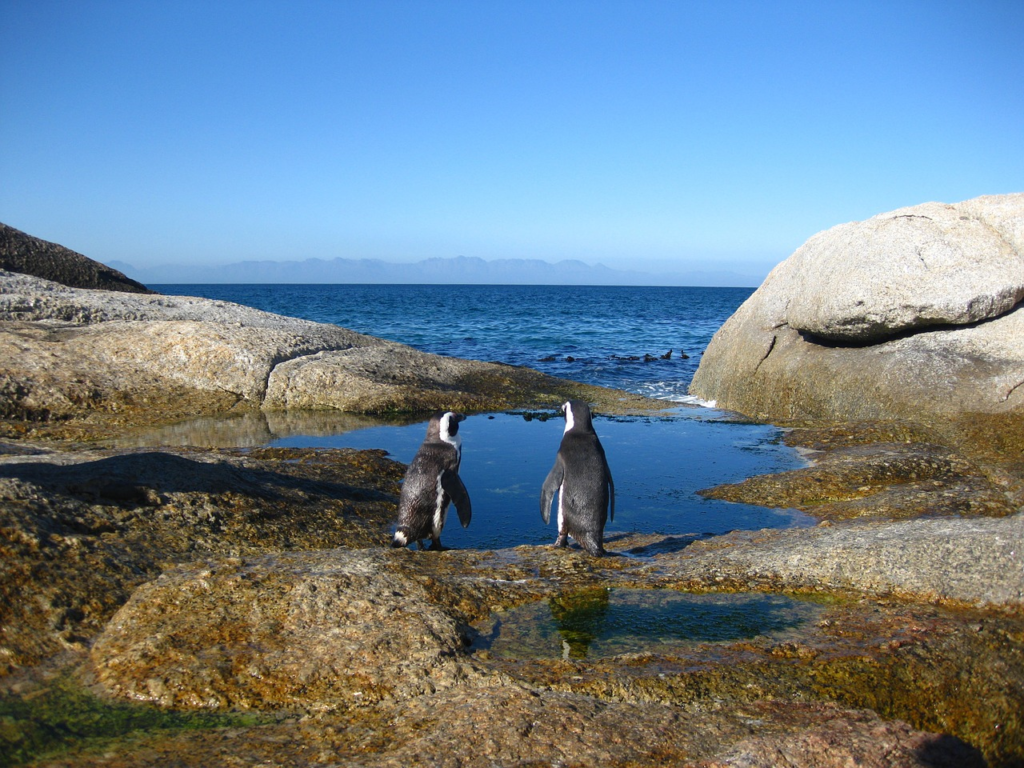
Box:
[637, 382, 718, 408]
[672, 394, 717, 408]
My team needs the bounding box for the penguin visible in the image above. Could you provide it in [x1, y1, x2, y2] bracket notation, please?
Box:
[391, 411, 472, 551]
[540, 400, 615, 556]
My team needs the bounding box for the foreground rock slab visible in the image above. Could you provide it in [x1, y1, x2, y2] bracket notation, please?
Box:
[87, 549, 474, 711]
[0, 446, 403, 672]
[19, 690, 984, 768]
[69, 524, 1023, 764]
[657, 513, 1024, 606]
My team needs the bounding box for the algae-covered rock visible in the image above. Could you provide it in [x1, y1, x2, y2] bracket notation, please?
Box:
[87, 549, 472, 711]
[0, 446, 403, 672]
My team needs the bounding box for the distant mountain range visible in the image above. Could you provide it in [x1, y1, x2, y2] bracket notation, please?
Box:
[110, 255, 761, 287]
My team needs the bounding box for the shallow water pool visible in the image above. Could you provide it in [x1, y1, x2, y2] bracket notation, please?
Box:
[269, 408, 811, 550]
[472, 587, 823, 660]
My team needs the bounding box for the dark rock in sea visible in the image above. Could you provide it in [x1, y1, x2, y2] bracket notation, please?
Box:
[0, 223, 154, 294]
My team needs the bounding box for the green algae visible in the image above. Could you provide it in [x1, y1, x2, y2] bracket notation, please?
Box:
[0, 671, 269, 766]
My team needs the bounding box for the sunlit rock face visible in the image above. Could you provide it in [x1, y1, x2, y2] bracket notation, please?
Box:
[784, 195, 1024, 343]
[690, 193, 1024, 458]
[87, 549, 472, 711]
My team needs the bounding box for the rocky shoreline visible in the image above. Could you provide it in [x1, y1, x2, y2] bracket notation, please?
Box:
[2, 210, 1023, 766]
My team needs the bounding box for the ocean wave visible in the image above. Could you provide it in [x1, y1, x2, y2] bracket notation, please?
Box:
[672, 394, 717, 408]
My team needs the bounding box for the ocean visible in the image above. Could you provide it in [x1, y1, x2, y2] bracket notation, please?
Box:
[152, 284, 809, 549]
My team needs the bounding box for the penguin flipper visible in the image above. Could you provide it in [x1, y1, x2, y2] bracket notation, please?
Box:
[608, 471, 615, 523]
[441, 470, 472, 528]
[540, 461, 564, 525]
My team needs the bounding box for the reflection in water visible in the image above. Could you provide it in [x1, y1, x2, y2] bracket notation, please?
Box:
[549, 588, 612, 659]
[476, 589, 822, 660]
[105, 410, 423, 449]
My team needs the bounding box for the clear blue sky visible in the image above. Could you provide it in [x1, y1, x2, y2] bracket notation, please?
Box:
[2, 0, 1022, 282]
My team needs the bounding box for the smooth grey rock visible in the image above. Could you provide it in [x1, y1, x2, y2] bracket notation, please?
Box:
[690, 194, 1024, 456]
[783, 194, 1024, 343]
[668, 513, 1024, 608]
[1, 270, 651, 424]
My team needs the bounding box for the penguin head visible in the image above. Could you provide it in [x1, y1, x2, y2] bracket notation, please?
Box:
[561, 400, 594, 434]
[439, 411, 465, 441]
[428, 411, 465, 445]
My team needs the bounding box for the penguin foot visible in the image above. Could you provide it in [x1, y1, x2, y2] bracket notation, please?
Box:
[578, 535, 606, 557]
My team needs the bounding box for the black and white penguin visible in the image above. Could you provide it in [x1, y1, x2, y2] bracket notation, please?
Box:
[391, 411, 472, 551]
[540, 400, 615, 556]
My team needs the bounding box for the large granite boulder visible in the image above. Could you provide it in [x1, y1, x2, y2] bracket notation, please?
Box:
[785, 195, 1024, 342]
[0, 223, 153, 294]
[690, 193, 1024, 459]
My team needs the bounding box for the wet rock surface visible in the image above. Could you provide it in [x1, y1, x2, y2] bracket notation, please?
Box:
[1, 431, 1021, 766]
[0, 446, 403, 672]
[701, 426, 1021, 522]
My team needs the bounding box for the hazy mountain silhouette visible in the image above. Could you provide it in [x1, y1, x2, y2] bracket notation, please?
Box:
[111, 254, 759, 287]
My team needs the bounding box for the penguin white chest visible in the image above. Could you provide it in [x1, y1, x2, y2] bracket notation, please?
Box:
[557, 481, 565, 531]
[432, 473, 448, 535]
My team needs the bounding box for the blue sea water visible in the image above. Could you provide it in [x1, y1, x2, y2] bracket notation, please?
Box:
[152, 284, 809, 549]
[160, 284, 751, 401]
